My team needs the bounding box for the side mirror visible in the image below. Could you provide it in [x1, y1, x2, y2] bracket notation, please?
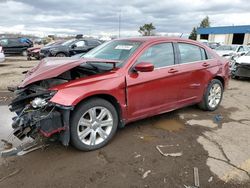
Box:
[134, 62, 154, 72]
[71, 44, 77, 49]
[240, 52, 246, 56]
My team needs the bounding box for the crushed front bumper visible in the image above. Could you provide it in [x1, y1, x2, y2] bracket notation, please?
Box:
[9, 86, 72, 146]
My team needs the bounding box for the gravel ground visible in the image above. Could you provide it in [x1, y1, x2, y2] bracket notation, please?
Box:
[0, 56, 38, 91]
[0, 57, 249, 188]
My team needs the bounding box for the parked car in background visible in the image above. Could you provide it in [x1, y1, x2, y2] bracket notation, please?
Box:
[0, 45, 5, 63]
[27, 40, 64, 60]
[0, 38, 33, 56]
[39, 38, 102, 58]
[231, 51, 250, 79]
[215, 45, 250, 60]
[199, 40, 220, 49]
[10, 37, 229, 151]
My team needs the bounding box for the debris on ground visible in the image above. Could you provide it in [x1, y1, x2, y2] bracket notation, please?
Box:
[184, 167, 200, 188]
[208, 176, 213, 182]
[156, 145, 183, 157]
[134, 154, 141, 158]
[194, 167, 200, 187]
[1, 139, 13, 150]
[0, 169, 21, 182]
[134, 152, 141, 158]
[213, 114, 223, 124]
[17, 144, 49, 156]
[0, 140, 49, 157]
[142, 170, 151, 179]
[163, 177, 167, 183]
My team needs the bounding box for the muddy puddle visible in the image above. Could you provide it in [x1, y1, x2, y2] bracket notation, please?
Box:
[153, 118, 185, 132]
[0, 106, 25, 150]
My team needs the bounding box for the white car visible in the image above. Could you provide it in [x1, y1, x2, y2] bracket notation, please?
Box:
[0, 46, 5, 63]
[231, 51, 250, 79]
[215, 45, 249, 60]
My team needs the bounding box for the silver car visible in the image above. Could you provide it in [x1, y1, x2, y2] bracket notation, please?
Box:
[215, 45, 250, 60]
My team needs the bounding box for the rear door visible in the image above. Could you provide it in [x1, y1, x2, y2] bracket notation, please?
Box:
[175, 42, 217, 105]
[86, 40, 101, 50]
[126, 42, 180, 121]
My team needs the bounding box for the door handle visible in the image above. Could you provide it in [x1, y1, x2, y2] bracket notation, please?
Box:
[168, 68, 178, 73]
[202, 62, 210, 67]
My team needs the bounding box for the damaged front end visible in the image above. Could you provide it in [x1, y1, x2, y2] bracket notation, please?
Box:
[8, 57, 120, 147]
[231, 62, 250, 78]
[9, 85, 72, 146]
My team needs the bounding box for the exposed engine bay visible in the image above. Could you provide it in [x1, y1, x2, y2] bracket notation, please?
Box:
[9, 63, 111, 146]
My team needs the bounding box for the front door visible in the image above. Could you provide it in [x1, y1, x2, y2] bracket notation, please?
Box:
[126, 42, 180, 121]
[70, 40, 87, 55]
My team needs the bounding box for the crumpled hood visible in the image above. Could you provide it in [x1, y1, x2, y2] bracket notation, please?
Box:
[235, 55, 250, 64]
[19, 57, 120, 88]
[215, 50, 234, 57]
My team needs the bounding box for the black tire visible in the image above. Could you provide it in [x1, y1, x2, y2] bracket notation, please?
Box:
[55, 52, 66, 57]
[198, 79, 223, 111]
[70, 98, 118, 151]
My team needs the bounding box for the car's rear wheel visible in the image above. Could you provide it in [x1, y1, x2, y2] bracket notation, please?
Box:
[70, 98, 118, 151]
[198, 79, 223, 111]
[56, 52, 66, 57]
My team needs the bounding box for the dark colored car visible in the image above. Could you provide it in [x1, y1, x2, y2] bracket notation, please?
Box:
[0, 38, 33, 56]
[9, 37, 229, 151]
[27, 41, 65, 60]
[39, 38, 102, 58]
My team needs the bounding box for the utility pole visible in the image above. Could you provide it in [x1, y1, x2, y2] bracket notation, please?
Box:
[118, 10, 121, 38]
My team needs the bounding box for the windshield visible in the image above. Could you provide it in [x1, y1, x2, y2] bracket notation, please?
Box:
[83, 40, 141, 62]
[216, 45, 237, 51]
[62, 39, 75, 46]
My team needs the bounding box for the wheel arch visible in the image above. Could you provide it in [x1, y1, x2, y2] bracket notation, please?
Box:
[55, 51, 68, 57]
[73, 94, 124, 127]
[213, 76, 225, 88]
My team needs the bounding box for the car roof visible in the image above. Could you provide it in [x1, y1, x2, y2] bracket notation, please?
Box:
[114, 36, 209, 48]
[116, 36, 181, 42]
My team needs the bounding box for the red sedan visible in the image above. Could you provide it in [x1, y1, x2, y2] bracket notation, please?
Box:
[10, 37, 229, 151]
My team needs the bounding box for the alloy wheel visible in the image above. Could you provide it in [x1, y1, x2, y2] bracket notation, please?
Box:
[77, 106, 113, 146]
[208, 83, 222, 108]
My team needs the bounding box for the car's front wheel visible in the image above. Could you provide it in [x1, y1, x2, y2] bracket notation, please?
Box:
[70, 98, 118, 151]
[198, 79, 223, 111]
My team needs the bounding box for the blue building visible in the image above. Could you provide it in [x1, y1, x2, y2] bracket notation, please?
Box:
[197, 25, 250, 45]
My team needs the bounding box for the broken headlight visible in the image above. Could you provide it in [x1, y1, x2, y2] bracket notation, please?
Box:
[31, 97, 48, 108]
[31, 90, 57, 108]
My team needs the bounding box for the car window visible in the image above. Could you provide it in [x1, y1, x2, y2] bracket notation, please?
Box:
[0, 39, 8, 46]
[178, 43, 206, 64]
[84, 40, 141, 62]
[8, 39, 21, 46]
[75, 41, 85, 47]
[238, 46, 244, 52]
[136, 43, 175, 68]
[200, 48, 207, 60]
[87, 40, 101, 46]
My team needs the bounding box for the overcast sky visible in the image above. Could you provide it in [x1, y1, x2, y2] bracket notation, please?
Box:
[0, 0, 250, 37]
